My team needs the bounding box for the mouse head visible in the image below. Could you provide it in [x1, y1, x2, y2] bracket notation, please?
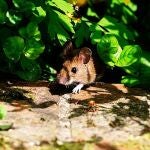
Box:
[57, 41, 93, 85]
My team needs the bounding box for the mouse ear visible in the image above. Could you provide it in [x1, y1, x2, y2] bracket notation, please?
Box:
[79, 47, 92, 64]
[63, 41, 74, 57]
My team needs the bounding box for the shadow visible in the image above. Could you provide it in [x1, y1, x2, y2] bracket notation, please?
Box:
[96, 142, 119, 150]
[69, 82, 150, 131]
[0, 84, 57, 111]
[48, 82, 73, 95]
[111, 99, 149, 120]
[131, 118, 150, 135]
[49, 82, 89, 95]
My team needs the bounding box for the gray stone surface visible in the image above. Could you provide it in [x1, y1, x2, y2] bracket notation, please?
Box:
[0, 81, 150, 148]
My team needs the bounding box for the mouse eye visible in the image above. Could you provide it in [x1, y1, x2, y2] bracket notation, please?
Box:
[71, 67, 77, 73]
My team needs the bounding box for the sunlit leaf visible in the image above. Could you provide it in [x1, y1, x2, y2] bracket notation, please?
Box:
[98, 16, 136, 40]
[13, 0, 24, 8]
[6, 10, 22, 25]
[47, 0, 74, 14]
[0, 105, 7, 120]
[32, 6, 46, 21]
[87, 7, 99, 18]
[116, 45, 142, 67]
[97, 34, 122, 67]
[47, 9, 74, 45]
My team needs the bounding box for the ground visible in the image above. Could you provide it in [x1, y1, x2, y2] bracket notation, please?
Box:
[0, 80, 150, 150]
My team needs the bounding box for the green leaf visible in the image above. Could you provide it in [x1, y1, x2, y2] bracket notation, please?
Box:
[19, 22, 41, 40]
[98, 16, 136, 40]
[122, 63, 140, 76]
[116, 45, 142, 67]
[74, 21, 90, 47]
[87, 7, 99, 18]
[48, 9, 74, 45]
[121, 76, 140, 87]
[3, 36, 25, 61]
[12, 0, 35, 12]
[0, 105, 7, 120]
[56, 10, 74, 34]
[26, 22, 41, 40]
[47, 0, 74, 14]
[32, 6, 46, 22]
[0, 123, 13, 131]
[19, 27, 28, 38]
[13, 0, 24, 8]
[140, 51, 150, 68]
[0, 0, 8, 23]
[90, 24, 102, 44]
[17, 57, 41, 81]
[24, 38, 45, 60]
[138, 51, 150, 78]
[6, 10, 22, 25]
[97, 34, 122, 67]
[0, 27, 12, 44]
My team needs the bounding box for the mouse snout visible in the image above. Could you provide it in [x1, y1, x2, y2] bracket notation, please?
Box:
[58, 77, 68, 85]
[57, 73, 68, 85]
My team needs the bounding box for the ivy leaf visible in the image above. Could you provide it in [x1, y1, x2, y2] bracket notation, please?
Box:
[47, 0, 74, 14]
[0, 0, 8, 23]
[3, 36, 25, 61]
[24, 38, 45, 60]
[17, 57, 41, 81]
[48, 9, 74, 45]
[116, 45, 142, 67]
[98, 16, 136, 40]
[97, 34, 122, 67]
[74, 21, 90, 47]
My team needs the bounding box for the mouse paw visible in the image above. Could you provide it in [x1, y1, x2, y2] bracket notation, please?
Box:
[72, 84, 84, 94]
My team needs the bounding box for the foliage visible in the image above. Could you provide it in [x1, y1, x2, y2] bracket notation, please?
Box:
[0, 105, 7, 120]
[0, 0, 149, 87]
[97, 34, 150, 87]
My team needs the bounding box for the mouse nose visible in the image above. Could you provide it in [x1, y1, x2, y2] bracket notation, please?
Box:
[58, 77, 68, 85]
[57, 74, 68, 85]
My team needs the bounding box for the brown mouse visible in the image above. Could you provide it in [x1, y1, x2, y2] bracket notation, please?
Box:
[57, 41, 104, 93]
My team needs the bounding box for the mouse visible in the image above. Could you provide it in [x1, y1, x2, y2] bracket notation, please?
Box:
[57, 41, 104, 93]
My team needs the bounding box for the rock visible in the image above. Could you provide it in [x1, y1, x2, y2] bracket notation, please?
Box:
[0, 81, 149, 148]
